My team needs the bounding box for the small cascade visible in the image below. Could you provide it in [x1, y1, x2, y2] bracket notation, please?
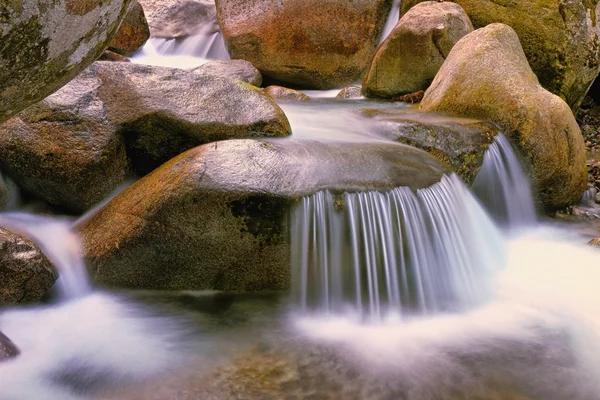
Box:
[580, 186, 598, 208]
[132, 24, 229, 68]
[291, 174, 505, 321]
[379, 0, 401, 44]
[471, 134, 537, 229]
[0, 212, 91, 301]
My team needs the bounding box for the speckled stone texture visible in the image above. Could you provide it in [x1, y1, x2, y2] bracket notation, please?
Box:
[0, 0, 134, 124]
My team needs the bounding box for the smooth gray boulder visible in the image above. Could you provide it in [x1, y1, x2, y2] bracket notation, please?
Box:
[78, 138, 448, 291]
[0, 61, 290, 211]
[0, 0, 134, 124]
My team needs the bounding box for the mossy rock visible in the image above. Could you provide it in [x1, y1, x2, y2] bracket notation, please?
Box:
[0, 0, 134, 124]
[420, 24, 587, 210]
[401, 0, 600, 110]
[78, 138, 448, 291]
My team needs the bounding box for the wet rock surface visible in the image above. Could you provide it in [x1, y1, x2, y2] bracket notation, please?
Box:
[0, 227, 56, 304]
[401, 0, 600, 110]
[215, 0, 392, 89]
[78, 138, 448, 291]
[363, 1, 473, 98]
[0, 331, 19, 361]
[0, 0, 134, 124]
[362, 108, 499, 184]
[421, 23, 587, 210]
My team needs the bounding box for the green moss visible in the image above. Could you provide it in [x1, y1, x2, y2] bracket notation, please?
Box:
[229, 195, 288, 246]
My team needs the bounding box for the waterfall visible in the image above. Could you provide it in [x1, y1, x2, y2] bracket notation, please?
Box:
[0, 213, 91, 301]
[131, 25, 229, 68]
[471, 134, 537, 229]
[291, 174, 505, 321]
[379, 0, 401, 44]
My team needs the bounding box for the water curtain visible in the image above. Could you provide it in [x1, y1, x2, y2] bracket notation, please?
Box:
[291, 174, 505, 321]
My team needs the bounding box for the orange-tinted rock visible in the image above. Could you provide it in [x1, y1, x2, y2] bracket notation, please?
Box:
[215, 0, 392, 89]
[363, 1, 472, 98]
[109, 1, 150, 55]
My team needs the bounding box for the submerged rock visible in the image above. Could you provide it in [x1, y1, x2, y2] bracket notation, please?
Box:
[78, 138, 448, 291]
[420, 24, 587, 209]
[401, 0, 600, 110]
[264, 86, 311, 102]
[363, 1, 473, 98]
[215, 0, 392, 89]
[336, 86, 363, 99]
[0, 331, 19, 361]
[0, 61, 290, 210]
[109, 1, 150, 55]
[0, 0, 134, 124]
[192, 60, 262, 86]
[362, 108, 499, 184]
[0, 227, 56, 304]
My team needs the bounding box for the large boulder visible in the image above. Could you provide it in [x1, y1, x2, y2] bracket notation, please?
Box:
[361, 108, 500, 184]
[420, 23, 587, 209]
[0, 61, 290, 209]
[78, 138, 448, 291]
[0, 70, 129, 213]
[363, 1, 473, 98]
[0, 0, 134, 124]
[401, 0, 600, 110]
[0, 227, 56, 304]
[109, 1, 151, 55]
[215, 0, 393, 89]
[92, 62, 290, 174]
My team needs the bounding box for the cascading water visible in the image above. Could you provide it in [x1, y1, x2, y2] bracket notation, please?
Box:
[291, 174, 505, 321]
[0, 213, 91, 301]
[471, 134, 537, 229]
[131, 25, 229, 68]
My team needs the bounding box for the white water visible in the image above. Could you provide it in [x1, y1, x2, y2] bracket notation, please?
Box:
[379, 0, 402, 44]
[131, 26, 229, 69]
[291, 174, 505, 321]
[472, 134, 537, 229]
[0, 213, 91, 301]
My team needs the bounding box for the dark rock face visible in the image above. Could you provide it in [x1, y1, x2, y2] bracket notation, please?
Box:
[0, 227, 56, 304]
[78, 138, 448, 291]
[0, 331, 19, 361]
[215, 0, 392, 89]
[0, 0, 134, 124]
